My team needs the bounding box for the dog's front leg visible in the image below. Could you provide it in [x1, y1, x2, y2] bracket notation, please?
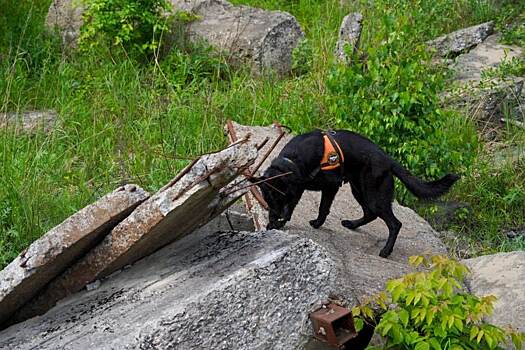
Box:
[310, 186, 339, 229]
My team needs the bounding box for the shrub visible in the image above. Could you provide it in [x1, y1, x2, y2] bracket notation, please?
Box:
[79, 0, 171, 57]
[353, 255, 525, 350]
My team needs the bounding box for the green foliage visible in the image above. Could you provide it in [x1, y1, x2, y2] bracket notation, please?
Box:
[327, 2, 476, 182]
[79, 0, 171, 56]
[291, 39, 313, 76]
[354, 255, 525, 350]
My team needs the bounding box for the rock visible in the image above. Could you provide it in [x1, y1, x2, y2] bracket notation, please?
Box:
[446, 77, 524, 130]
[452, 34, 523, 83]
[172, 0, 305, 75]
[10, 141, 257, 324]
[0, 184, 149, 327]
[422, 200, 472, 231]
[45, 0, 304, 75]
[334, 13, 363, 62]
[463, 252, 525, 333]
[0, 229, 336, 349]
[227, 122, 448, 305]
[427, 21, 494, 58]
[0, 110, 58, 134]
[46, 0, 84, 47]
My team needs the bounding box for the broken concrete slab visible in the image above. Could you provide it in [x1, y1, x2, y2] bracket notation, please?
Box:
[0, 184, 149, 327]
[464, 251, 525, 334]
[452, 34, 523, 83]
[171, 0, 305, 75]
[46, 0, 304, 75]
[10, 141, 257, 324]
[427, 21, 494, 58]
[0, 229, 335, 349]
[46, 0, 84, 47]
[0, 110, 58, 134]
[334, 13, 363, 63]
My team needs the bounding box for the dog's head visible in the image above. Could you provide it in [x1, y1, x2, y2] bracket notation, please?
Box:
[250, 158, 303, 230]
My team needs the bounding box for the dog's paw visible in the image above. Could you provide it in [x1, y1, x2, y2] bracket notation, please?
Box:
[379, 249, 391, 258]
[341, 220, 357, 230]
[309, 219, 323, 229]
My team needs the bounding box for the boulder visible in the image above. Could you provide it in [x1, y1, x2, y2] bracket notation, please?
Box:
[427, 21, 494, 58]
[442, 33, 524, 132]
[334, 13, 363, 63]
[0, 110, 58, 134]
[452, 34, 523, 83]
[463, 252, 525, 333]
[45, 0, 304, 75]
[0, 184, 149, 326]
[0, 229, 336, 350]
[9, 141, 257, 324]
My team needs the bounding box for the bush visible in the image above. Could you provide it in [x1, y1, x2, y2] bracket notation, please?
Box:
[353, 255, 525, 350]
[79, 0, 171, 57]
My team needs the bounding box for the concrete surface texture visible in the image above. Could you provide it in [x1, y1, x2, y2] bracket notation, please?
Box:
[0, 184, 149, 326]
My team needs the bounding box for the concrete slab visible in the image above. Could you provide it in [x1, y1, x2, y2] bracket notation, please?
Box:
[0, 229, 335, 350]
[0, 184, 149, 326]
[10, 141, 257, 325]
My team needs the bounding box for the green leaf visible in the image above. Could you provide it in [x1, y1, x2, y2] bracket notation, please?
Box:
[399, 309, 409, 327]
[415, 341, 430, 350]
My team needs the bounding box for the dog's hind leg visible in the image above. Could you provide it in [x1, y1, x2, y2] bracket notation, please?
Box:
[370, 173, 401, 258]
[309, 185, 339, 229]
[341, 184, 377, 229]
[378, 206, 402, 258]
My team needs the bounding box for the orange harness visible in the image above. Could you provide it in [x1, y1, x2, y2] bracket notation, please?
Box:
[320, 133, 344, 171]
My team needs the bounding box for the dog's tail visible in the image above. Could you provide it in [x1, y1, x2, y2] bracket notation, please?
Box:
[391, 162, 459, 199]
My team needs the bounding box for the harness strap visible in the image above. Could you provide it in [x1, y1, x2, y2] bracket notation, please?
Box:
[320, 131, 344, 171]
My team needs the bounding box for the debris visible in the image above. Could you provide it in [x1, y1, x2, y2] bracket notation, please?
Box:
[46, 0, 305, 75]
[0, 110, 59, 134]
[334, 13, 363, 63]
[0, 184, 149, 327]
[310, 303, 357, 348]
[9, 141, 257, 325]
[427, 21, 494, 58]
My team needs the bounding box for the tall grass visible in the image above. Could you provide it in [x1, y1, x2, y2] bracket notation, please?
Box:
[0, 0, 524, 267]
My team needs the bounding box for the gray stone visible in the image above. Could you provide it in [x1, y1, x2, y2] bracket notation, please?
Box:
[452, 34, 523, 83]
[445, 77, 524, 130]
[10, 141, 257, 324]
[46, 0, 84, 47]
[0, 184, 149, 327]
[0, 110, 58, 134]
[463, 252, 525, 333]
[334, 13, 363, 62]
[45, 0, 304, 75]
[0, 229, 336, 350]
[427, 21, 494, 58]
[171, 0, 305, 75]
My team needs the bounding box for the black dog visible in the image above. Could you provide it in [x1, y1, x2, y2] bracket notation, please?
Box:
[252, 129, 459, 258]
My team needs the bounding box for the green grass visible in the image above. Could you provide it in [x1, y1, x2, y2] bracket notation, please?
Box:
[0, 0, 524, 267]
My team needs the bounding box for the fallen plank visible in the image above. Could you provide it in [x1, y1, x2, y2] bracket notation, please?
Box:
[0, 184, 149, 326]
[10, 140, 257, 324]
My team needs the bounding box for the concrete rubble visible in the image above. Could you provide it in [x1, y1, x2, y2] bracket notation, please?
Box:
[9, 140, 257, 325]
[0, 110, 59, 134]
[427, 21, 494, 57]
[46, 0, 304, 75]
[0, 184, 149, 326]
[464, 251, 525, 334]
[334, 13, 363, 63]
[0, 228, 335, 350]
